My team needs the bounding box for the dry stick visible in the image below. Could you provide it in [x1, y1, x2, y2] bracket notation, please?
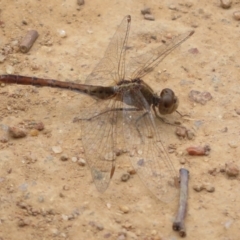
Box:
[172, 168, 189, 237]
[20, 30, 39, 53]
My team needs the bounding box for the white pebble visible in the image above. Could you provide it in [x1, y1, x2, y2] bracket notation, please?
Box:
[6, 65, 14, 74]
[233, 11, 240, 21]
[71, 156, 78, 162]
[228, 141, 238, 148]
[78, 158, 86, 166]
[119, 205, 130, 213]
[61, 214, 68, 221]
[52, 146, 63, 154]
[224, 219, 233, 229]
[144, 14, 155, 21]
[58, 30, 67, 38]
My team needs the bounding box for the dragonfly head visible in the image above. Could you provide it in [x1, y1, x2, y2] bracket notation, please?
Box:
[158, 88, 179, 115]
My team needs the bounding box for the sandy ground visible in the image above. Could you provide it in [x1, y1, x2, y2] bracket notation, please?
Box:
[0, 0, 240, 239]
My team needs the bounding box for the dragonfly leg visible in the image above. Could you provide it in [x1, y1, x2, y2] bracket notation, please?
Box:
[152, 106, 181, 127]
[73, 107, 140, 122]
[176, 110, 190, 118]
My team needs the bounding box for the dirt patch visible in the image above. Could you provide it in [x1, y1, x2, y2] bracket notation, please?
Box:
[0, 0, 240, 239]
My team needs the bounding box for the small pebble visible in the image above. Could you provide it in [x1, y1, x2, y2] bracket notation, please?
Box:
[175, 126, 186, 138]
[6, 65, 14, 74]
[151, 229, 157, 236]
[24, 155, 37, 164]
[51, 228, 59, 236]
[220, 0, 232, 9]
[115, 148, 124, 156]
[219, 165, 226, 173]
[228, 141, 238, 148]
[224, 220, 234, 229]
[63, 185, 69, 191]
[127, 169, 136, 175]
[52, 146, 62, 154]
[60, 154, 69, 161]
[9, 126, 27, 138]
[235, 108, 240, 115]
[121, 173, 130, 182]
[186, 129, 195, 140]
[208, 168, 217, 176]
[117, 235, 126, 240]
[29, 129, 39, 136]
[119, 205, 130, 214]
[95, 222, 104, 231]
[68, 214, 75, 220]
[165, 33, 172, 39]
[205, 185, 215, 193]
[77, 0, 84, 5]
[193, 184, 204, 192]
[188, 47, 199, 54]
[62, 214, 68, 221]
[0, 54, 6, 63]
[0, 134, 9, 143]
[22, 20, 28, 25]
[17, 201, 28, 209]
[225, 162, 239, 177]
[179, 158, 186, 164]
[38, 196, 44, 203]
[18, 218, 30, 227]
[168, 4, 178, 10]
[188, 90, 212, 105]
[104, 233, 112, 238]
[72, 156, 78, 162]
[141, 7, 151, 15]
[29, 121, 44, 131]
[78, 158, 86, 166]
[144, 14, 155, 21]
[233, 11, 240, 21]
[59, 192, 65, 198]
[58, 30, 67, 38]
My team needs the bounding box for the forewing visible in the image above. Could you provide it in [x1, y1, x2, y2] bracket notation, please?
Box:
[122, 88, 178, 202]
[127, 30, 194, 80]
[85, 15, 131, 86]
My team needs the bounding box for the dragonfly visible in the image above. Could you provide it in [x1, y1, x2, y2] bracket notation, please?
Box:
[0, 15, 194, 202]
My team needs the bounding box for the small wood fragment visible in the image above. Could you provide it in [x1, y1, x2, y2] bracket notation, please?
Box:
[20, 30, 39, 53]
[173, 168, 189, 237]
[186, 145, 211, 156]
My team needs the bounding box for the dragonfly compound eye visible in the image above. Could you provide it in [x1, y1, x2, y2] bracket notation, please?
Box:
[159, 88, 179, 114]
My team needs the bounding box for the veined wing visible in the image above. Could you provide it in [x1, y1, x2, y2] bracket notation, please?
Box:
[76, 96, 124, 192]
[121, 87, 178, 202]
[128, 30, 194, 80]
[85, 15, 131, 86]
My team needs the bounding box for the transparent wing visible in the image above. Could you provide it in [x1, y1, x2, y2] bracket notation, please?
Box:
[85, 15, 131, 86]
[122, 88, 178, 202]
[127, 30, 194, 80]
[76, 97, 124, 192]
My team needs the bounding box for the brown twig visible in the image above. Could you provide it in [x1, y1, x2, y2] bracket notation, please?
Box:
[20, 30, 39, 53]
[172, 168, 189, 237]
